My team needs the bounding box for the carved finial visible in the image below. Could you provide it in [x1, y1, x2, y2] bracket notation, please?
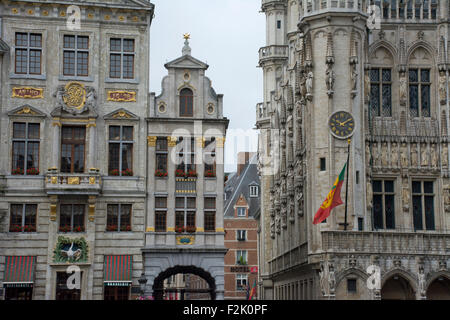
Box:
[182, 33, 191, 56]
[183, 33, 190, 40]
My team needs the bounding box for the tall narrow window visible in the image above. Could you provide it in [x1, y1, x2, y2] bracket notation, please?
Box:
[370, 68, 392, 117]
[59, 204, 85, 233]
[108, 126, 133, 176]
[56, 271, 82, 300]
[12, 122, 40, 175]
[15, 32, 42, 75]
[204, 197, 216, 232]
[409, 69, 430, 117]
[63, 35, 89, 76]
[412, 181, 435, 231]
[106, 204, 132, 232]
[372, 180, 395, 230]
[236, 274, 248, 291]
[236, 250, 248, 265]
[237, 230, 247, 241]
[204, 137, 216, 177]
[175, 197, 196, 230]
[110, 38, 135, 79]
[9, 204, 37, 233]
[155, 137, 168, 176]
[249, 185, 259, 197]
[61, 126, 85, 173]
[179, 88, 193, 117]
[155, 197, 167, 232]
[176, 137, 196, 174]
[237, 207, 246, 217]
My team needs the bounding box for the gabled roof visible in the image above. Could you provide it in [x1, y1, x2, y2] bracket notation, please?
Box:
[224, 154, 260, 218]
[164, 54, 209, 70]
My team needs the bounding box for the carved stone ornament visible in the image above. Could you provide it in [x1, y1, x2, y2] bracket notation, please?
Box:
[439, 72, 447, 105]
[306, 71, 313, 100]
[418, 266, 426, 298]
[54, 82, 97, 115]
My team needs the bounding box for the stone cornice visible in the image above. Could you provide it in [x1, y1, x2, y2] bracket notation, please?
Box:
[3, 0, 154, 11]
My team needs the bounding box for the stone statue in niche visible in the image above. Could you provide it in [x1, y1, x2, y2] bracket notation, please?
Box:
[287, 114, 294, 137]
[281, 128, 286, 149]
[299, 70, 307, 100]
[391, 142, 399, 168]
[85, 87, 97, 110]
[319, 262, 328, 297]
[372, 144, 380, 167]
[366, 179, 373, 210]
[430, 143, 438, 168]
[350, 64, 358, 94]
[418, 266, 426, 299]
[402, 179, 410, 211]
[411, 143, 418, 167]
[328, 263, 336, 295]
[306, 71, 314, 99]
[364, 71, 370, 103]
[365, 143, 371, 166]
[439, 72, 447, 105]
[400, 142, 409, 168]
[325, 65, 335, 94]
[399, 74, 407, 105]
[381, 142, 388, 167]
[442, 144, 449, 167]
[421, 143, 429, 167]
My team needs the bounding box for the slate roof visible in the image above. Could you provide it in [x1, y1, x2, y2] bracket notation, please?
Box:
[224, 154, 260, 218]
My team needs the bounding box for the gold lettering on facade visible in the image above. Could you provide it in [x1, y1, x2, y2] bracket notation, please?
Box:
[107, 91, 137, 102]
[12, 87, 44, 99]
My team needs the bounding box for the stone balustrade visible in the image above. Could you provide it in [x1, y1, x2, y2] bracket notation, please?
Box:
[259, 45, 289, 64]
[321, 230, 450, 255]
[45, 171, 102, 195]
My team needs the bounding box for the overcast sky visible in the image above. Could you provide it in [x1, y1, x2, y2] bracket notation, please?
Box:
[149, 0, 265, 172]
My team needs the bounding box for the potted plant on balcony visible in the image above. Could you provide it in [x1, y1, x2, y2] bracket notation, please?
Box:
[26, 167, 39, 175]
[59, 225, 71, 233]
[175, 226, 185, 233]
[106, 224, 118, 232]
[175, 169, 186, 177]
[12, 168, 24, 175]
[122, 168, 133, 176]
[23, 225, 36, 232]
[204, 170, 215, 178]
[185, 226, 196, 233]
[73, 226, 84, 233]
[110, 169, 120, 176]
[10, 224, 22, 232]
[186, 169, 197, 178]
[155, 169, 168, 177]
[120, 224, 132, 232]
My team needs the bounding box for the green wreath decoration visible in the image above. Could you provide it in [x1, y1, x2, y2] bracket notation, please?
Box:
[53, 236, 89, 263]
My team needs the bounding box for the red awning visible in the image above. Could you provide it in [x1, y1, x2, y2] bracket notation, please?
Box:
[3, 256, 36, 287]
[104, 255, 132, 286]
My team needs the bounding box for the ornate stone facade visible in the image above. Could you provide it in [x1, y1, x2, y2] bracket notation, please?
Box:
[256, 0, 450, 300]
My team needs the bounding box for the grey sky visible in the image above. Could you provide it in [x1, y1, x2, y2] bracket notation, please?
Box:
[149, 0, 265, 172]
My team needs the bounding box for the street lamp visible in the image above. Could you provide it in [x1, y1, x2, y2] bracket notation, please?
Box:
[138, 272, 147, 295]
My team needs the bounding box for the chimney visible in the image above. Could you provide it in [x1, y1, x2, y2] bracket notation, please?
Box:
[237, 152, 256, 176]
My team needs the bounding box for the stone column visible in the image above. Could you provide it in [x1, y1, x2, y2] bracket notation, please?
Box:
[215, 137, 225, 236]
[87, 122, 96, 170]
[146, 136, 157, 234]
[167, 137, 177, 240]
[51, 121, 60, 170]
[196, 137, 205, 233]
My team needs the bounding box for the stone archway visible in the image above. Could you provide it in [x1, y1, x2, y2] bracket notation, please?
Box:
[152, 265, 216, 300]
[426, 275, 450, 300]
[381, 274, 416, 300]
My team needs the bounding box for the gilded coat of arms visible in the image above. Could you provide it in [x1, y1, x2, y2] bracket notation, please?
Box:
[54, 82, 97, 114]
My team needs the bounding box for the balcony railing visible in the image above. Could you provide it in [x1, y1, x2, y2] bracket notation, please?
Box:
[45, 171, 102, 195]
[259, 45, 288, 64]
[321, 230, 450, 255]
[256, 102, 271, 122]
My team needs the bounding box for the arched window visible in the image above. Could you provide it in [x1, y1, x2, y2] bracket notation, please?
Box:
[179, 88, 193, 117]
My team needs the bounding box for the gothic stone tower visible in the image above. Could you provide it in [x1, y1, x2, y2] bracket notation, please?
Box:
[257, 0, 450, 300]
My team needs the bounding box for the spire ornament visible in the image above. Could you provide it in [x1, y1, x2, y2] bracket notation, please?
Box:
[182, 33, 191, 56]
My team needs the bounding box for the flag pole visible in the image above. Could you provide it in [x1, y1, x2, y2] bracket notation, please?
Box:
[344, 138, 351, 231]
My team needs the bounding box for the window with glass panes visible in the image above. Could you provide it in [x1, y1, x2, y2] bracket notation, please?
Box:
[108, 126, 133, 176]
[372, 180, 395, 230]
[179, 88, 193, 117]
[56, 271, 82, 300]
[155, 197, 167, 232]
[412, 181, 435, 231]
[109, 38, 135, 79]
[204, 197, 216, 232]
[12, 122, 40, 175]
[237, 207, 246, 217]
[370, 68, 392, 117]
[9, 204, 37, 232]
[155, 137, 168, 173]
[63, 35, 89, 76]
[249, 185, 259, 197]
[237, 230, 246, 241]
[106, 204, 131, 232]
[175, 197, 196, 229]
[409, 69, 431, 117]
[236, 250, 248, 265]
[15, 33, 42, 75]
[61, 126, 85, 173]
[236, 274, 248, 291]
[176, 137, 196, 173]
[59, 204, 85, 232]
[204, 138, 216, 176]
[104, 286, 129, 301]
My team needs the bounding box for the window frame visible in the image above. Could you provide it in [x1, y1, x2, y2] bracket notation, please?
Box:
[62, 34, 89, 77]
[14, 32, 42, 75]
[104, 285, 130, 301]
[175, 196, 196, 229]
[59, 204, 85, 233]
[108, 125, 134, 176]
[60, 126, 86, 174]
[11, 122, 40, 175]
[179, 88, 194, 117]
[204, 137, 216, 177]
[106, 204, 132, 232]
[408, 68, 431, 118]
[372, 179, 396, 230]
[412, 180, 435, 231]
[236, 207, 247, 217]
[176, 137, 196, 173]
[236, 250, 248, 265]
[154, 197, 167, 232]
[109, 38, 135, 79]
[9, 204, 37, 233]
[369, 68, 392, 117]
[155, 137, 168, 175]
[237, 230, 247, 241]
[236, 274, 248, 292]
[204, 197, 216, 232]
[249, 185, 259, 198]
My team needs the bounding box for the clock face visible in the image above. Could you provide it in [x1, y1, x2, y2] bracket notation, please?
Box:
[329, 111, 355, 139]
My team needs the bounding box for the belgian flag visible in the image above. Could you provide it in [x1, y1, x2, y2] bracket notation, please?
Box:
[313, 163, 347, 225]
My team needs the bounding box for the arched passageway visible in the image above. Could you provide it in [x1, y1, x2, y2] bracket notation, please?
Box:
[427, 276, 450, 300]
[381, 275, 415, 300]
